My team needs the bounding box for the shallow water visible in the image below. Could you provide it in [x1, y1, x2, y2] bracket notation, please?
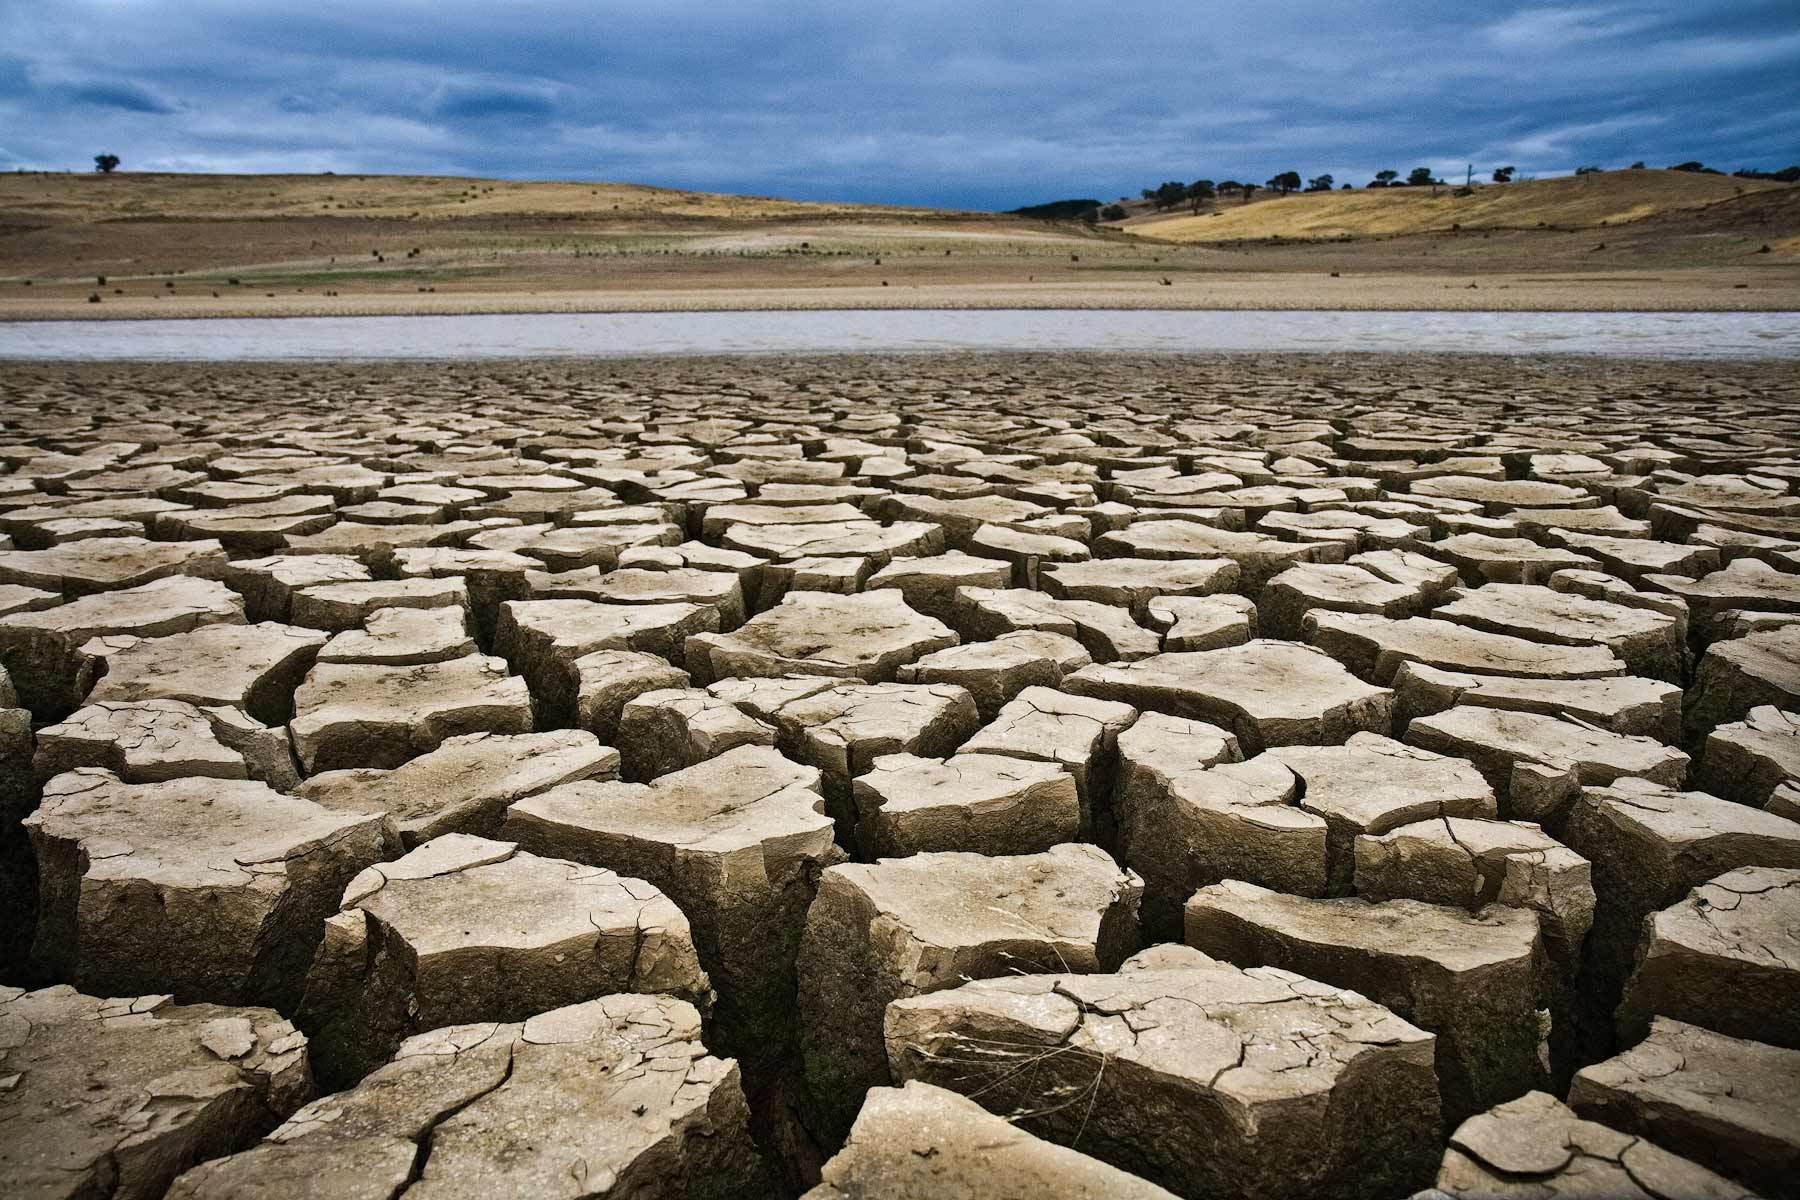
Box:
[2, 307, 1797, 360]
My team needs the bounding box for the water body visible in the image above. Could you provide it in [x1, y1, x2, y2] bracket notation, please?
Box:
[2, 308, 1796, 361]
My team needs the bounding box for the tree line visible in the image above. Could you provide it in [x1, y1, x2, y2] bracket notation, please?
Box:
[1088, 159, 1800, 219]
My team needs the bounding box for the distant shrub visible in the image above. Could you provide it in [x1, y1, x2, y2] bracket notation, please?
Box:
[1735, 165, 1800, 182]
[1007, 199, 1104, 220]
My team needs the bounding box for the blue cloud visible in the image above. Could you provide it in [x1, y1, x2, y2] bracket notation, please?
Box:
[63, 82, 177, 114]
[0, 0, 1792, 208]
[432, 87, 556, 122]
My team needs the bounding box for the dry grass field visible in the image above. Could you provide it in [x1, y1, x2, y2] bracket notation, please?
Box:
[2, 168, 1796, 317]
[1124, 168, 1795, 243]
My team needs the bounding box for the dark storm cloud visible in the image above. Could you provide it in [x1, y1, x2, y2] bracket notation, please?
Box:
[432, 88, 557, 123]
[0, 0, 1794, 208]
[62, 82, 180, 114]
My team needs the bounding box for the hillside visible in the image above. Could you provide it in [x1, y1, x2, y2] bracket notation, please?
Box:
[0, 171, 1110, 306]
[2, 169, 1796, 317]
[0, 171, 958, 226]
[1126, 169, 1794, 242]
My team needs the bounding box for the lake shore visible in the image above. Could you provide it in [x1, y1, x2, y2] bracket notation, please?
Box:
[4, 269, 1799, 322]
[9, 348, 1797, 387]
[5, 308, 1795, 362]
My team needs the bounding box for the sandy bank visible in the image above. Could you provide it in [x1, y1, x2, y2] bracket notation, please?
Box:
[4, 271, 1798, 322]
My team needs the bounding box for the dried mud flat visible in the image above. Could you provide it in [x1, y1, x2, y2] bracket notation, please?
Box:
[0, 350, 1798, 1199]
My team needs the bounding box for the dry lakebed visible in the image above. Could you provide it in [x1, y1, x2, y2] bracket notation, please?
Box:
[0, 350, 1796, 1199]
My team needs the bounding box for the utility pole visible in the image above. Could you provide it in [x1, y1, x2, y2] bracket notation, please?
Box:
[1465, 163, 1473, 187]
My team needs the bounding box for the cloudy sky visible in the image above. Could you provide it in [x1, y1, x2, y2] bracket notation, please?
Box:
[3, 1, 1796, 209]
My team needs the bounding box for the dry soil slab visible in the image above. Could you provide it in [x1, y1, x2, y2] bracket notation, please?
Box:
[24, 768, 391, 1009]
[0, 576, 245, 718]
[297, 833, 710, 1086]
[33, 698, 299, 789]
[1432, 583, 1684, 682]
[851, 750, 1079, 858]
[1405, 705, 1688, 827]
[166, 995, 764, 1200]
[1304, 611, 1625, 685]
[1390, 661, 1682, 741]
[893, 631, 1077, 720]
[615, 685, 777, 778]
[296, 729, 618, 846]
[1563, 777, 1800, 1057]
[1686, 625, 1800, 742]
[503, 744, 840, 1070]
[1697, 705, 1800, 808]
[886, 943, 1442, 1200]
[0, 535, 227, 598]
[289, 654, 534, 772]
[1184, 878, 1545, 1124]
[1117, 737, 1325, 932]
[1568, 1017, 1800, 1198]
[796, 844, 1142, 1146]
[1268, 732, 1497, 893]
[1616, 865, 1800, 1049]
[802, 1081, 1177, 1200]
[686, 589, 956, 683]
[495, 597, 716, 723]
[315, 604, 474, 666]
[1065, 639, 1393, 754]
[0, 984, 310, 1200]
[711, 676, 981, 837]
[79, 620, 326, 725]
[221, 553, 371, 622]
[1423, 1090, 1754, 1200]
[956, 684, 1136, 836]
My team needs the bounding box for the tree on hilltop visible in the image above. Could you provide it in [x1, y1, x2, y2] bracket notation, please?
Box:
[1492, 165, 1515, 182]
[1305, 174, 1333, 192]
[1267, 170, 1301, 195]
[1152, 180, 1188, 210]
[1370, 169, 1398, 188]
[1406, 166, 1440, 186]
[94, 153, 120, 173]
[1185, 179, 1215, 213]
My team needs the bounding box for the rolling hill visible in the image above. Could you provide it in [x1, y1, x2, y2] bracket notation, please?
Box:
[0, 171, 960, 226]
[1125, 169, 1794, 243]
[2, 167, 1795, 317]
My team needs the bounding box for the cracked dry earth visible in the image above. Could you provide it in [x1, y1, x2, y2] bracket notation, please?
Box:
[0, 352, 1797, 1200]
